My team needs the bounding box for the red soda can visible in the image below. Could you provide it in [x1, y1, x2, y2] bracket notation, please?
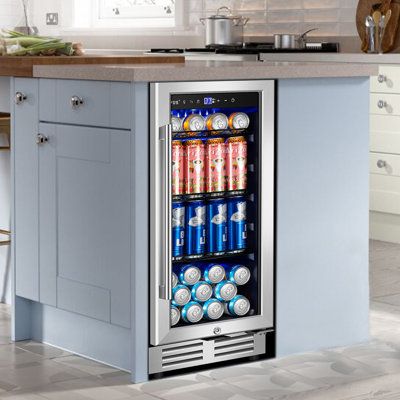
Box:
[172, 140, 185, 195]
[226, 136, 247, 191]
[185, 140, 205, 194]
[206, 138, 226, 193]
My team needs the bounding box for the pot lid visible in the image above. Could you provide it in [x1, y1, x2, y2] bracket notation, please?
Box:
[207, 6, 243, 20]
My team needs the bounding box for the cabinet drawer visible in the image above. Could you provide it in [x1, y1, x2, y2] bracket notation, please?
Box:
[370, 114, 400, 153]
[371, 174, 400, 214]
[370, 93, 400, 116]
[371, 66, 400, 94]
[370, 152, 400, 176]
[39, 79, 131, 129]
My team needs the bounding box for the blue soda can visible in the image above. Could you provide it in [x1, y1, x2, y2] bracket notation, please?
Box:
[186, 201, 206, 255]
[203, 298, 224, 320]
[170, 305, 181, 326]
[224, 295, 251, 317]
[179, 264, 201, 286]
[191, 281, 213, 302]
[214, 280, 237, 302]
[182, 301, 204, 323]
[172, 284, 191, 307]
[172, 202, 185, 257]
[207, 199, 228, 253]
[203, 263, 226, 284]
[226, 265, 251, 286]
[227, 197, 247, 251]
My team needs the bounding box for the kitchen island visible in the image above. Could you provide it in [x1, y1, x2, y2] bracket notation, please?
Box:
[5, 60, 377, 382]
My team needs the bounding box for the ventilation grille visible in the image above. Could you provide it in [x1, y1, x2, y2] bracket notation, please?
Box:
[149, 330, 268, 374]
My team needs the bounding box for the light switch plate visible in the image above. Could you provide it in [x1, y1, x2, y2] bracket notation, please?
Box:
[46, 13, 59, 25]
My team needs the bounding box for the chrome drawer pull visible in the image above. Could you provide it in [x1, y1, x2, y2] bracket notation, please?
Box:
[377, 74, 387, 83]
[377, 100, 387, 109]
[14, 92, 27, 105]
[377, 159, 387, 168]
[36, 134, 49, 145]
[70, 96, 84, 108]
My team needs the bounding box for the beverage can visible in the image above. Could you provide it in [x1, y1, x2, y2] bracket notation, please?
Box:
[227, 265, 251, 285]
[172, 202, 185, 257]
[205, 113, 229, 131]
[203, 263, 226, 284]
[186, 201, 206, 256]
[172, 284, 191, 307]
[172, 272, 178, 288]
[171, 116, 183, 133]
[185, 140, 205, 194]
[206, 199, 228, 253]
[224, 295, 251, 317]
[170, 305, 181, 326]
[179, 264, 201, 286]
[183, 114, 206, 132]
[172, 141, 185, 196]
[227, 197, 247, 251]
[182, 301, 204, 323]
[228, 112, 250, 130]
[206, 138, 226, 193]
[214, 280, 237, 302]
[203, 299, 224, 320]
[226, 136, 247, 191]
[191, 281, 213, 302]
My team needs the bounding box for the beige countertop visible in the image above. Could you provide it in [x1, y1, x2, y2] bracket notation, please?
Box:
[32, 60, 378, 82]
[260, 52, 400, 65]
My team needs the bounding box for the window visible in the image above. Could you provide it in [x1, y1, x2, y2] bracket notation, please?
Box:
[71, 0, 180, 30]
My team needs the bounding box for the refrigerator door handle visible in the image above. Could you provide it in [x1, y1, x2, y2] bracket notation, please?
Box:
[158, 124, 173, 300]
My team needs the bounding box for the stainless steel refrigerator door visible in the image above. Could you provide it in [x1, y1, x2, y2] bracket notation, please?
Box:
[150, 80, 275, 346]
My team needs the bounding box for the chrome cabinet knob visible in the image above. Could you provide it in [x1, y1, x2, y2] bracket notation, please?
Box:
[14, 92, 27, 105]
[378, 74, 387, 83]
[377, 100, 387, 109]
[70, 96, 84, 108]
[36, 134, 49, 145]
[377, 159, 387, 168]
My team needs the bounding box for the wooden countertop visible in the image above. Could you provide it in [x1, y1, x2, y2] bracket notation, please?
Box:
[0, 54, 185, 77]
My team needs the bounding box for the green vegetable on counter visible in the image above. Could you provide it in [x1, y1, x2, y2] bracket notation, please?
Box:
[0, 30, 83, 56]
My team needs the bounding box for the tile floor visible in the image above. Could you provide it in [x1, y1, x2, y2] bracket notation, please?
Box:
[1, 240, 400, 399]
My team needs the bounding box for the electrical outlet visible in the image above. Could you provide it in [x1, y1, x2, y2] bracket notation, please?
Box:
[46, 13, 59, 26]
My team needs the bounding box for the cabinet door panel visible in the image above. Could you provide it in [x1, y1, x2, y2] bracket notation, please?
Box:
[39, 123, 131, 328]
[14, 78, 39, 301]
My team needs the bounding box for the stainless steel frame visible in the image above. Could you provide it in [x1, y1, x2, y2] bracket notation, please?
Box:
[150, 80, 275, 346]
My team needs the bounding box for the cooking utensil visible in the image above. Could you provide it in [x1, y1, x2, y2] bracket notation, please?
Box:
[373, 10, 382, 52]
[274, 28, 318, 49]
[200, 7, 249, 47]
[366, 15, 376, 53]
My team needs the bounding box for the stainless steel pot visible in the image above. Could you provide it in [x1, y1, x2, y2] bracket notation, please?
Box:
[274, 29, 318, 49]
[200, 7, 249, 47]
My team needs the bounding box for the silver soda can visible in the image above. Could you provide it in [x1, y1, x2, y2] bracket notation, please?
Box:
[172, 284, 191, 306]
[225, 295, 251, 317]
[172, 272, 178, 289]
[203, 298, 224, 320]
[183, 114, 206, 132]
[214, 280, 237, 302]
[206, 113, 229, 131]
[179, 265, 201, 286]
[203, 263, 226, 284]
[170, 305, 181, 326]
[171, 116, 183, 133]
[191, 281, 213, 302]
[228, 112, 250, 130]
[182, 301, 204, 323]
[227, 265, 251, 286]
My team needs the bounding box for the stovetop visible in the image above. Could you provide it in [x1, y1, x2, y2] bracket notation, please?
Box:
[150, 42, 340, 55]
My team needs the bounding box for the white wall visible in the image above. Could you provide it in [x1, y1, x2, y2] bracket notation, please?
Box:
[0, 0, 23, 29]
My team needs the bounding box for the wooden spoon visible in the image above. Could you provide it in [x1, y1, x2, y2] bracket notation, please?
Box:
[373, 10, 382, 44]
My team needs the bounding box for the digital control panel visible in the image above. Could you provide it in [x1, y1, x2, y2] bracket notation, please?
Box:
[171, 92, 259, 110]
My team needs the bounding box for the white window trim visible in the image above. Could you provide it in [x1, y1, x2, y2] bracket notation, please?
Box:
[59, 0, 186, 35]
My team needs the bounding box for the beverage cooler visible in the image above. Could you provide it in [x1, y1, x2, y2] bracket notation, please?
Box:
[149, 81, 275, 375]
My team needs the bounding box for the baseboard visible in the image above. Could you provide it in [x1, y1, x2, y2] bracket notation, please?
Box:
[370, 211, 400, 244]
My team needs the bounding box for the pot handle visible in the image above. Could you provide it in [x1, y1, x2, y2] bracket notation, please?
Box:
[199, 17, 206, 25]
[234, 17, 250, 26]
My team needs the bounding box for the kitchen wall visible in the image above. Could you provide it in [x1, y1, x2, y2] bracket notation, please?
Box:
[0, 0, 23, 29]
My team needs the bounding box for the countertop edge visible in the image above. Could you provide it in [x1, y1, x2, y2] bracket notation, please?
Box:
[32, 62, 378, 82]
